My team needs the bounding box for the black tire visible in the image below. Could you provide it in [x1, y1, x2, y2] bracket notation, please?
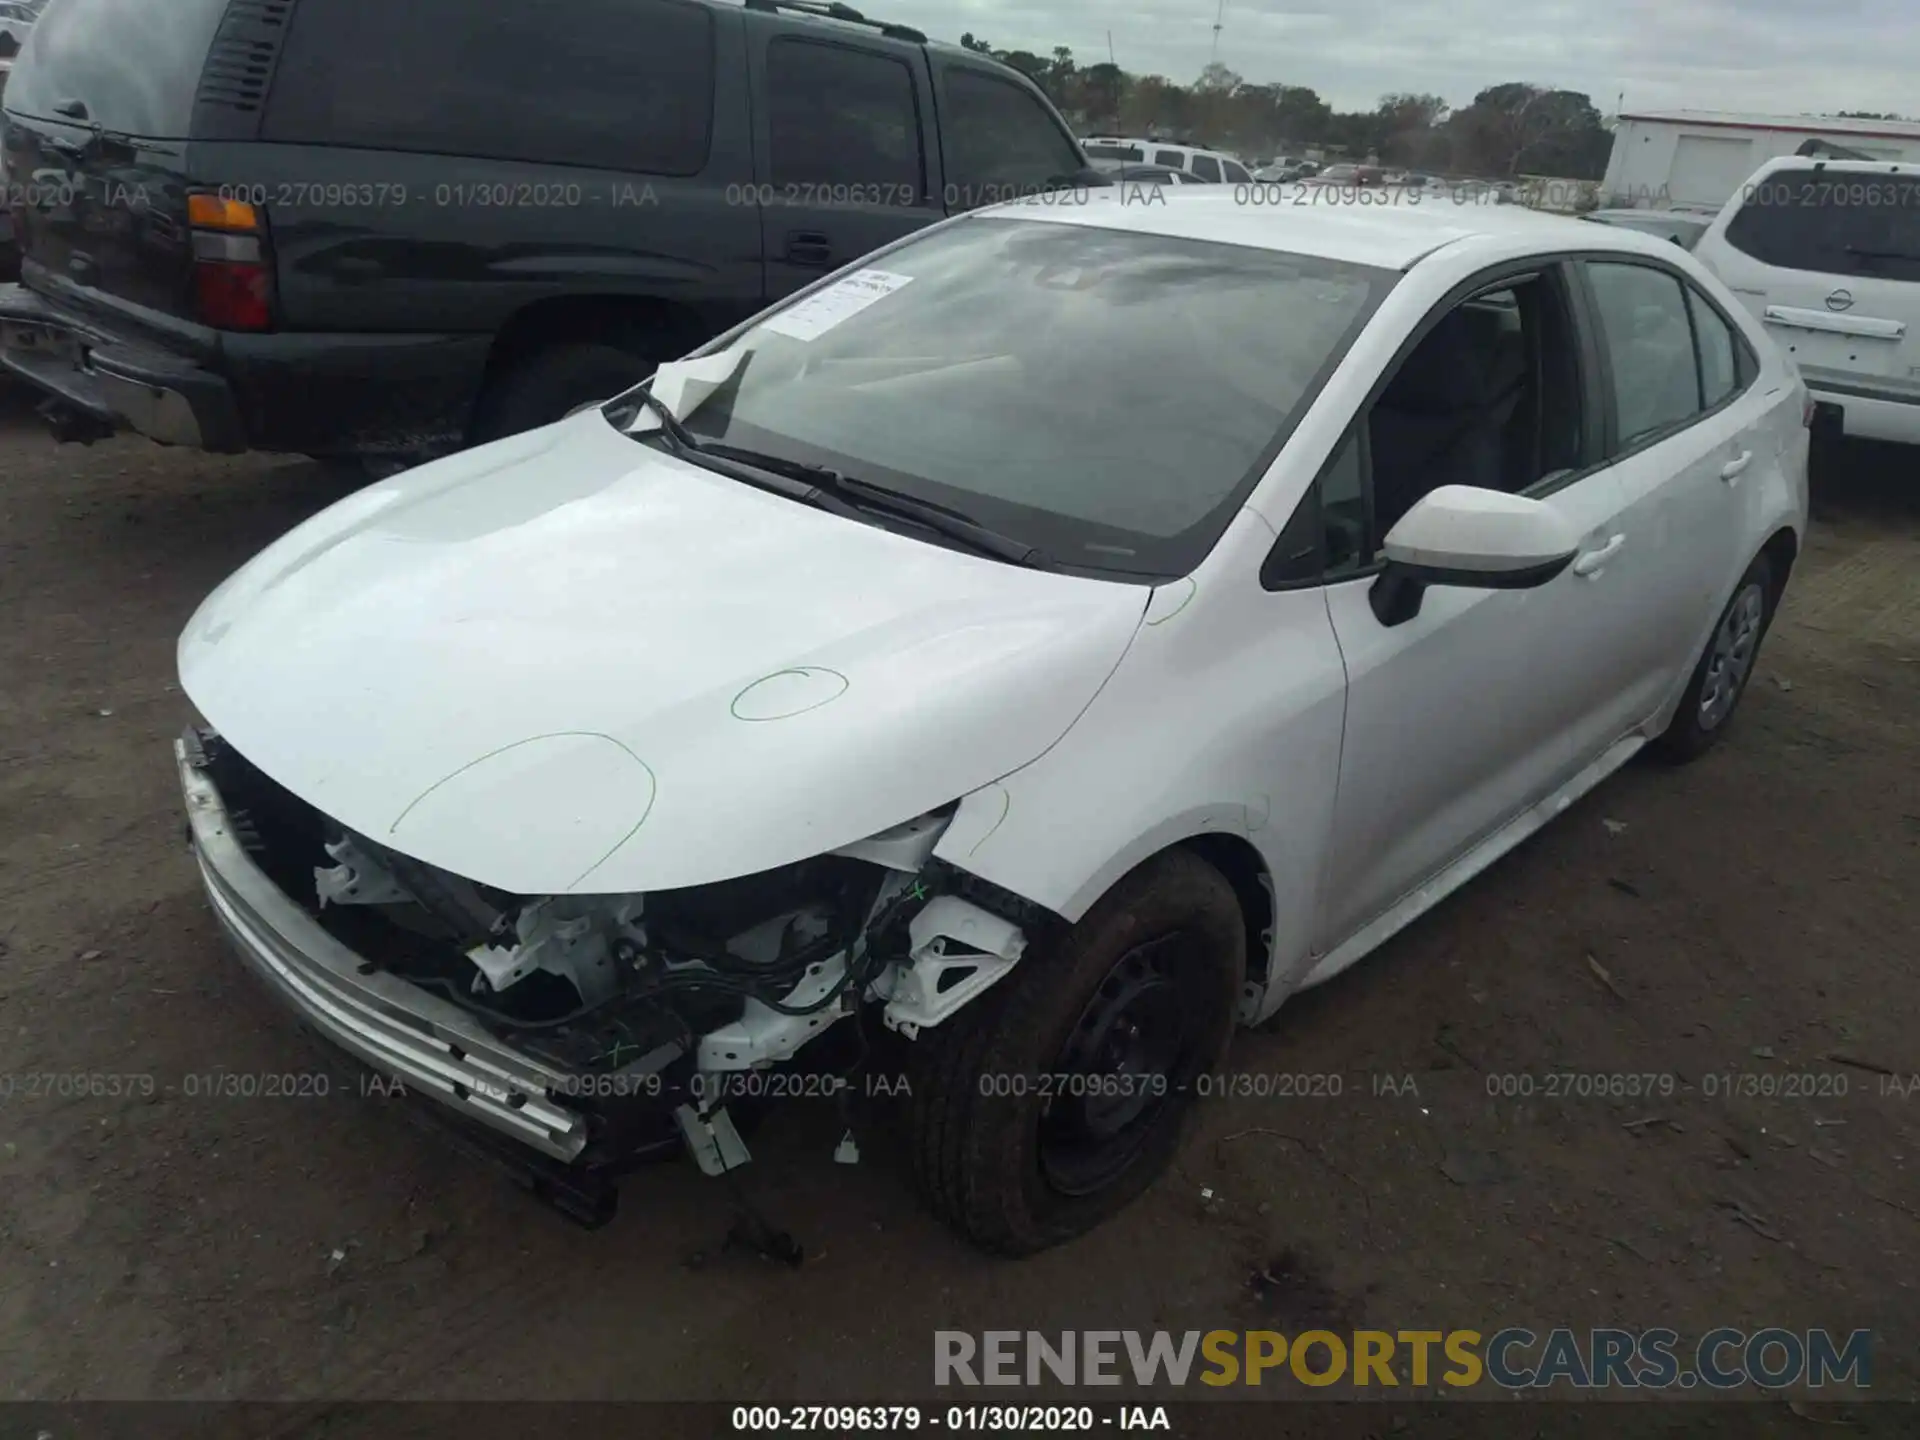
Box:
[909, 850, 1245, 1255]
[1652, 552, 1777, 763]
[470, 342, 654, 444]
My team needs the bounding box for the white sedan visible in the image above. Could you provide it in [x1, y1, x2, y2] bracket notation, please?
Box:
[177, 191, 1810, 1254]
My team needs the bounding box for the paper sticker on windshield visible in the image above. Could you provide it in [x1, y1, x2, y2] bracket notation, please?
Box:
[761, 269, 913, 342]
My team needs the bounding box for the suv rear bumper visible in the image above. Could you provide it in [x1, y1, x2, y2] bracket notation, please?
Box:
[0, 284, 246, 449]
[0, 281, 491, 458]
[1803, 373, 1920, 448]
[176, 732, 591, 1162]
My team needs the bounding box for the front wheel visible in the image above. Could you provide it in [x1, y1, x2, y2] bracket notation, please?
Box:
[1652, 553, 1777, 763]
[909, 850, 1245, 1255]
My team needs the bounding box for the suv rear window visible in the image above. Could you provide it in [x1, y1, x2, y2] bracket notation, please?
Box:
[1725, 172, 1920, 283]
[3, 0, 230, 137]
[263, 0, 715, 175]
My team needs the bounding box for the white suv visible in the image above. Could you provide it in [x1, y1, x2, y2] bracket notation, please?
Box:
[1080, 136, 1252, 184]
[1694, 157, 1920, 446]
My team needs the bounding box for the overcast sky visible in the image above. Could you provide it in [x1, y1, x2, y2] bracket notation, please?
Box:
[873, 0, 1914, 118]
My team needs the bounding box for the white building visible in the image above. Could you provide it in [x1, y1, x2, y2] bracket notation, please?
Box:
[1602, 109, 1920, 211]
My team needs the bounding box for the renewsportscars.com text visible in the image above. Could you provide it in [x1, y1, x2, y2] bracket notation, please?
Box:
[934, 1328, 1872, 1391]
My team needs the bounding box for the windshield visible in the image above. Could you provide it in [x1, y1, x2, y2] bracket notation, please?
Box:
[626, 216, 1390, 578]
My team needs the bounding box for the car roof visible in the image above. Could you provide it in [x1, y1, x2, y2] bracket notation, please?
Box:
[1746, 155, 1918, 179]
[987, 188, 1655, 271]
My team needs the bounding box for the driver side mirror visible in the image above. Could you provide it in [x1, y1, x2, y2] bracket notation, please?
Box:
[1369, 485, 1580, 627]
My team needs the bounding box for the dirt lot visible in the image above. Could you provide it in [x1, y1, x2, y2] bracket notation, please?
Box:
[0, 391, 1916, 1425]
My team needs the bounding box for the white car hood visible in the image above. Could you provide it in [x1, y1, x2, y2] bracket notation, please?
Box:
[180, 413, 1148, 895]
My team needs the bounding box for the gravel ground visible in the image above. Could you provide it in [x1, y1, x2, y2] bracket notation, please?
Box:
[0, 392, 1915, 1427]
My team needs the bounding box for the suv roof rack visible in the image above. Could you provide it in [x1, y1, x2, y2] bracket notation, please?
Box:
[742, 0, 927, 43]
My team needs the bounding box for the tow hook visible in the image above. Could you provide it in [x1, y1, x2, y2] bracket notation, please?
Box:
[37, 398, 115, 445]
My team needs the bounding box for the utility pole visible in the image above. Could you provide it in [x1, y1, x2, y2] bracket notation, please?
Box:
[1210, 0, 1226, 65]
[1107, 30, 1119, 133]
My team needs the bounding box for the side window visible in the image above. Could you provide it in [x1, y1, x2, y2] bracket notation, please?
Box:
[1367, 273, 1586, 539]
[940, 68, 1083, 199]
[1586, 262, 1703, 448]
[263, 0, 716, 175]
[1687, 286, 1739, 409]
[1191, 154, 1223, 183]
[1222, 160, 1253, 184]
[1319, 429, 1369, 576]
[1260, 430, 1369, 589]
[1154, 149, 1184, 168]
[768, 40, 922, 192]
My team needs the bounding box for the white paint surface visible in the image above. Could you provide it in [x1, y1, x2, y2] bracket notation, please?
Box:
[184, 194, 1811, 1029]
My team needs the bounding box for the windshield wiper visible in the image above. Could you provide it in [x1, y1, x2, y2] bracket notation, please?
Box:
[626, 390, 869, 520]
[1844, 245, 1920, 262]
[697, 441, 1053, 567]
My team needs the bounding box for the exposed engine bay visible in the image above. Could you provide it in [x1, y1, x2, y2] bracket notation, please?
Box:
[193, 729, 1037, 1179]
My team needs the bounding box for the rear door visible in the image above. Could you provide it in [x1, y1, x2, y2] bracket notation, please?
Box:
[1574, 256, 1768, 720]
[1, 0, 229, 323]
[745, 17, 940, 300]
[1708, 170, 1920, 407]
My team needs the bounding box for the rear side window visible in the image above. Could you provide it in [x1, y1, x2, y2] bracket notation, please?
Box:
[939, 68, 1083, 204]
[3, 0, 230, 136]
[1154, 149, 1184, 168]
[768, 40, 922, 192]
[1725, 174, 1920, 282]
[1084, 143, 1143, 162]
[1587, 262, 1703, 447]
[1688, 288, 1739, 408]
[1191, 154, 1223, 183]
[264, 0, 715, 175]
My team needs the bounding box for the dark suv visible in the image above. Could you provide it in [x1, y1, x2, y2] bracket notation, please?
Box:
[0, 0, 1091, 462]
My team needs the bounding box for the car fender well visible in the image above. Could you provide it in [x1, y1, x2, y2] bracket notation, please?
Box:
[931, 794, 1280, 1015]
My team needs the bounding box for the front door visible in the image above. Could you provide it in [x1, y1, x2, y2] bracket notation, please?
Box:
[1313, 265, 1647, 956]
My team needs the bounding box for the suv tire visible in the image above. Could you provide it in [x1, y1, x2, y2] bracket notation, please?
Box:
[470, 343, 656, 444]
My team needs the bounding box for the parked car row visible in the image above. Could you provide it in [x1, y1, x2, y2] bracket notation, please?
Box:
[1081, 134, 1255, 183]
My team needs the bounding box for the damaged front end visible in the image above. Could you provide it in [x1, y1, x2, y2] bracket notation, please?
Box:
[177, 726, 1037, 1222]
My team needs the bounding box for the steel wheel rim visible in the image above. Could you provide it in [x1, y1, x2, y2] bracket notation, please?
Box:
[1037, 931, 1203, 1198]
[1698, 582, 1766, 730]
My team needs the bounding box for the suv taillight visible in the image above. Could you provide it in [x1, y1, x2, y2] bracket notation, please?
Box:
[187, 193, 274, 331]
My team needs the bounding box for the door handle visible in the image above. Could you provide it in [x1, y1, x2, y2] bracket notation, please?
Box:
[786, 230, 833, 267]
[1720, 450, 1753, 483]
[1572, 534, 1626, 577]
